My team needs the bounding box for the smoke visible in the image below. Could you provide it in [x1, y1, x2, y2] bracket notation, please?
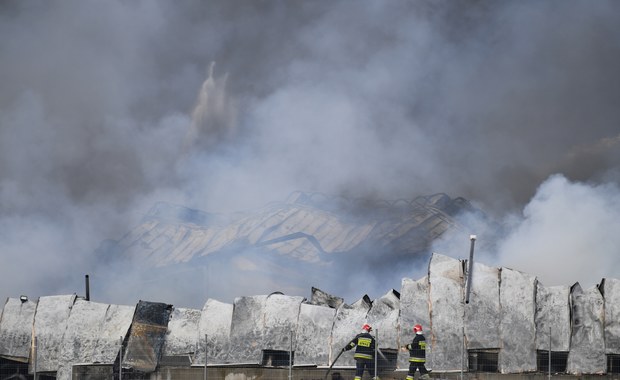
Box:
[494, 174, 620, 288]
[432, 174, 620, 289]
[184, 62, 237, 153]
[1, 0, 620, 308]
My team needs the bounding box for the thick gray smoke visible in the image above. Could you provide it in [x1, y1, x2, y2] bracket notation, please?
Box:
[495, 175, 620, 287]
[432, 174, 620, 289]
[1, 1, 619, 308]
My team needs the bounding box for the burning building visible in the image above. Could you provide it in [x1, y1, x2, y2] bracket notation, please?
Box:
[1, 253, 619, 379]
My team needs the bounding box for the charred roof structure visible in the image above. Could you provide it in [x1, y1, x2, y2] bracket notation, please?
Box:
[108, 193, 483, 278]
[1, 253, 620, 379]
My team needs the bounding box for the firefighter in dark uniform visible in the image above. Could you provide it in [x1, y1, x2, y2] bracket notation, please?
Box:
[343, 323, 378, 380]
[402, 324, 430, 380]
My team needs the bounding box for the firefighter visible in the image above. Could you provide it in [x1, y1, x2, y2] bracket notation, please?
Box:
[343, 323, 379, 380]
[402, 324, 430, 380]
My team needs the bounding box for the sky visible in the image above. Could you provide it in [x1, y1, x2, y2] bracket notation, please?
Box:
[1, 0, 620, 309]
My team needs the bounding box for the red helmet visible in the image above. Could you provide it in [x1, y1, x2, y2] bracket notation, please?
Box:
[362, 323, 372, 332]
[413, 324, 423, 333]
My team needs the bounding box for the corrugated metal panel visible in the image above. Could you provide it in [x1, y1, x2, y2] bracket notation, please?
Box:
[92, 303, 134, 364]
[464, 262, 500, 349]
[0, 297, 37, 361]
[295, 302, 335, 365]
[601, 278, 620, 354]
[367, 289, 400, 350]
[56, 299, 110, 380]
[399, 276, 429, 369]
[194, 299, 233, 365]
[263, 294, 304, 351]
[331, 295, 372, 367]
[429, 253, 464, 371]
[566, 284, 605, 374]
[33, 294, 77, 372]
[162, 307, 201, 357]
[535, 284, 571, 351]
[228, 295, 267, 363]
[499, 268, 537, 373]
[122, 300, 172, 373]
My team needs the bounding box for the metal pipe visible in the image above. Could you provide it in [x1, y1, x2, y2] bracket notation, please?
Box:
[375, 329, 378, 380]
[33, 336, 37, 380]
[460, 326, 464, 380]
[85, 274, 90, 301]
[289, 330, 293, 380]
[465, 235, 477, 304]
[204, 334, 208, 380]
[119, 336, 123, 380]
[548, 326, 551, 380]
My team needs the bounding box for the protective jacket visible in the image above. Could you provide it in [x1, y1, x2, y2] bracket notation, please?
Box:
[345, 332, 376, 360]
[406, 334, 426, 362]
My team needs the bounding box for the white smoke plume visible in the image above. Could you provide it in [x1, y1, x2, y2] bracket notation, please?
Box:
[495, 175, 620, 287]
[1, 1, 619, 308]
[184, 62, 237, 152]
[432, 174, 620, 289]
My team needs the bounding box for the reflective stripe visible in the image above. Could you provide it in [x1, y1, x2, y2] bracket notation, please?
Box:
[409, 357, 426, 363]
[354, 377, 361, 380]
[406, 377, 414, 380]
[355, 353, 373, 360]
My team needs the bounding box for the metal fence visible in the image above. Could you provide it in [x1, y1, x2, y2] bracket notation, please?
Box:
[2, 331, 620, 380]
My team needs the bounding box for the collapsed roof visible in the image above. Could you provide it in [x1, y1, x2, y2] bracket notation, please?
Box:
[97, 192, 490, 305]
[110, 192, 480, 266]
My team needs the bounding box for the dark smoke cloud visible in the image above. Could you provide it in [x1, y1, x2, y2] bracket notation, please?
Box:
[1, 0, 619, 308]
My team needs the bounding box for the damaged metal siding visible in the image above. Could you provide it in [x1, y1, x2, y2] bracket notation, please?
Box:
[0, 297, 36, 362]
[228, 295, 268, 363]
[162, 307, 201, 358]
[122, 301, 172, 373]
[33, 294, 77, 373]
[331, 295, 372, 366]
[367, 289, 400, 350]
[566, 283, 606, 374]
[194, 299, 233, 365]
[56, 299, 110, 380]
[600, 278, 620, 354]
[498, 268, 537, 373]
[295, 302, 335, 365]
[1, 253, 620, 376]
[464, 262, 500, 350]
[428, 253, 464, 371]
[399, 276, 430, 369]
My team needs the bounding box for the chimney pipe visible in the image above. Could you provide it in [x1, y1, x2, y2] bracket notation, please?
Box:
[465, 235, 476, 304]
[85, 274, 90, 301]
